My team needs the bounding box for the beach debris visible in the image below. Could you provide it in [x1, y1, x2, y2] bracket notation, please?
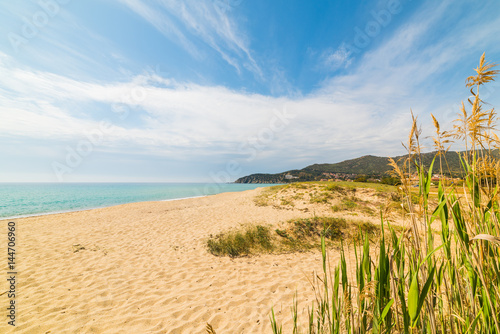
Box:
[72, 244, 85, 253]
[72, 244, 107, 254]
[470, 234, 500, 246]
[206, 323, 217, 334]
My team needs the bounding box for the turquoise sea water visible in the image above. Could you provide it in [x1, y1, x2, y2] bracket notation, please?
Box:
[0, 183, 277, 219]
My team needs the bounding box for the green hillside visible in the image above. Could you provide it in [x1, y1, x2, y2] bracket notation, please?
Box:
[234, 150, 495, 183]
[304, 151, 471, 176]
[304, 155, 392, 175]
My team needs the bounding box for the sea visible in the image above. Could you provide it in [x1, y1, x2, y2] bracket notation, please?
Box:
[0, 183, 278, 220]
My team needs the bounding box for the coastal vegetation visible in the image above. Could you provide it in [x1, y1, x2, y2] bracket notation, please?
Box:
[205, 53, 500, 333]
[253, 181, 397, 211]
[206, 216, 379, 257]
[207, 181, 404, 258]
[207, 224, 274, 257]
[267, 54, 500, 333]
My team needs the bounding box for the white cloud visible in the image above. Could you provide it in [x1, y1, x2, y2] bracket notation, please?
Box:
[0, 48, 407, 164]
[2, 0, 500, 181]
[321, 44, 353, 71]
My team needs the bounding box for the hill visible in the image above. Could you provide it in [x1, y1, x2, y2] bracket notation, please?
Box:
[304, 155, 392, 175]
[234, 150, 491, 184]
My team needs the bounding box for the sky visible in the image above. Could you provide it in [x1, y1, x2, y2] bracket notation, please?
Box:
[0, 0, 499, 183]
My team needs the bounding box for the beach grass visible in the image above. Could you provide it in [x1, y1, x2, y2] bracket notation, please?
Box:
[207, 224, 273, 257]
[268, 53, 500, 333]
[206, 216, 380, 257]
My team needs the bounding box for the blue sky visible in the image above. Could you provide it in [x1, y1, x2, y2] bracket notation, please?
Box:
[0, 0, 499, 182]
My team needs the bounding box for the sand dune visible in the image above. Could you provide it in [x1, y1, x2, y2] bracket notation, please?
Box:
[0, 187, 377, 333]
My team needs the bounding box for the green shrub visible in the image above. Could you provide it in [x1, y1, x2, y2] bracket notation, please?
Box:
[331, 196, 360, 212]
[207, 225, 273, 257]
[381, 176, 401, 186]
[325, 184, 346, 194]
[208, 217, 374, 257]
[275, 229, 289, 238]
[309, 191, 333, 204]
[354, 175, 367, 182]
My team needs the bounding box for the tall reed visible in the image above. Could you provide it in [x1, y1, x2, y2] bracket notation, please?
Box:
[270, 53, 500, 333]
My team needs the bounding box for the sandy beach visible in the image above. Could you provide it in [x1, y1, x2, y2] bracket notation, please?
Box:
[0, 187, 388, 333]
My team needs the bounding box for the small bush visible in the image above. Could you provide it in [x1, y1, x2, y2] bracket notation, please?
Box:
[309, 192, 333, 204]
[275, 229, 289, 238]
[380, 176, 401, 186]
[325, 184, 346, 194]
[358, 221, 378, 235]
[208, 216, 376, 257]
[284, 217, 347, 241]
[207, 225, 273, 257]
[354, 175, 367, 182]
[331, 197, 360, 212]
[246, 225, 273, 250]
[331, 205, 341, 212]
[342, 197, 358, 209]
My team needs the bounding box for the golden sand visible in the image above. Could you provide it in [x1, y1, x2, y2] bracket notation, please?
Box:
[0, 187, 386, 333]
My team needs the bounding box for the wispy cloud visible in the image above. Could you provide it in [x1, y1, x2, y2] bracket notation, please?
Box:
[116, 0, 201, 59]
[0, 1, 130, 82]
[320, 44, 353, 71]
[117, 0, 262, 77]
[3, 0, 500, 162]
[315, 0, 500, 156]
[1, 0, 500, 182]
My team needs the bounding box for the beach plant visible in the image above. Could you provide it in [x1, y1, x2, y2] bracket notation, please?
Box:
[206, 217, 378, 257]
[207, 224, 273, 257]
[270, 53, 500, 333]
[255, 182, 396, 209]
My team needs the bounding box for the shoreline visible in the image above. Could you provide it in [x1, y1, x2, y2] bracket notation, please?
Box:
[0, 182, 276, 221]
[0, 194, 211, 221]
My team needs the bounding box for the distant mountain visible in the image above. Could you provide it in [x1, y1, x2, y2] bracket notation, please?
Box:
[234, 150, 491, 184]
[304, 155, 392, 175]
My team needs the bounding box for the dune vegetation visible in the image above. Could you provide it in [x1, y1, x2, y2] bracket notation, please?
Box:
[206, 216, 380, 257]
[268, 53, 500, 333]
[206, 178, 406, 258]
[204, 53, 500, 333]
